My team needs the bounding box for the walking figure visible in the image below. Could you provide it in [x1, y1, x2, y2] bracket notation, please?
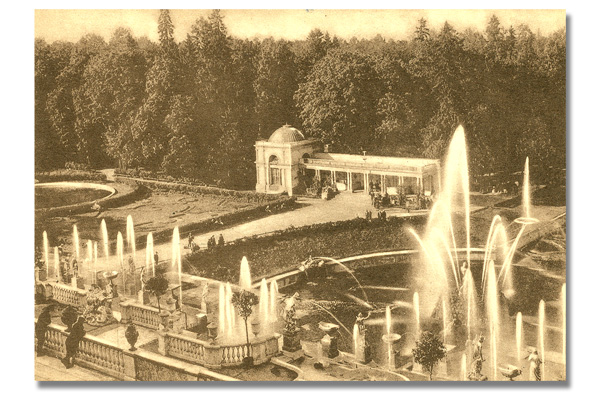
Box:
[526, 349, 543, 381]
[62, 316, 85, 369]
[218, 234, 225, 247]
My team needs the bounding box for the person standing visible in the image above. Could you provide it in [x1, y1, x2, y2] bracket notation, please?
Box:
[154, 251, 159, 266]
[527, 349, 543, 381]
[218, 234, 225, 247]
[62, 316, 85, 369]
[36, 303, 55, 356]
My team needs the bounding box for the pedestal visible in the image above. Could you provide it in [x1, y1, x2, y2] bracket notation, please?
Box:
[282, 328, 301, 353]
[355, 329, 369, 363]
[318, 322, 340, 359]
[71, 276, 85, 290]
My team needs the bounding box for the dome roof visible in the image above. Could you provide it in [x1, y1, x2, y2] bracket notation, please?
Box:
[268, 125, 305, 143]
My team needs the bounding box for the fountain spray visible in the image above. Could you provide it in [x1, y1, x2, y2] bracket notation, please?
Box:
[73, 225, 80, 260]
[43, 231, 49, 275]
[126, 215, 136, 257]
[516, 312, 523, 363]
[539, 300, 546, 380]
[100, 219, 109, 260]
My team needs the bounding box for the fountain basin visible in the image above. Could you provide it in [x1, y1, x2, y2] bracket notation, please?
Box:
[382, 333, 402, 344]
[35, 181, 116, 210]
[514, 217, 540, 225]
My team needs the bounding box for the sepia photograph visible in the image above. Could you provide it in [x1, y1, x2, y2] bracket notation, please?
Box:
[32, 8, 566, 383]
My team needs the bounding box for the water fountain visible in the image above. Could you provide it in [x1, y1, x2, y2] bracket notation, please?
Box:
[100, 219, 109, 260]
[126, 215, 136, 257]
[562, 283, 566, 368]
[146, 233, 155, 276]
[43, 231, 49, 275]
[73, 225, 80, 260]
[381, 306, 401, 370]
[516, 311, 523, 363]
[539, 299, 546, 381]
[259, 278, 269, 332]
[53, 247, 59, 280]
[239, 256, 252, 290]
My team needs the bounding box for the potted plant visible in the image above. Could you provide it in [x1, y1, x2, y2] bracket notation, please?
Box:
[231, 290, 259, 367]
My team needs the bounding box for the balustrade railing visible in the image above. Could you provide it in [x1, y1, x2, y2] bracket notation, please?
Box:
[121, 301, 162, 329]
[47, 282, 87, 309]
[159, 331, 281, 368]
[37, 321, 127, 379]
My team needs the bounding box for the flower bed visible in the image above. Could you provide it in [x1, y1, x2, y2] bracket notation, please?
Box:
[184, 215, 428, 283]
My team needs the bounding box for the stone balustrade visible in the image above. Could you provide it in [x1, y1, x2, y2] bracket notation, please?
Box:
[36, 319, 239, 381]
[120, 300, 162, 329]
[46, 282, 87, 310]
[158, 330, 281, 368]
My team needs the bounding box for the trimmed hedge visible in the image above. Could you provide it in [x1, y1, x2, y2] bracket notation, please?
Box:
[114, 174, 283, 204]
[35, 169, 107, 183]
[184, 215, 428, 283]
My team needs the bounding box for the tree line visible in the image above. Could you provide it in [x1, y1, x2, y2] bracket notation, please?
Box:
[35, 10, 565, 189]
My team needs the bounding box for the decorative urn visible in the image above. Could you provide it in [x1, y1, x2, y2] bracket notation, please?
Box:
[125, 323, 139, 351]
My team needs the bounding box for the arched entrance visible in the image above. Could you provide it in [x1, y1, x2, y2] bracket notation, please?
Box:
[269, 155, 282, 190]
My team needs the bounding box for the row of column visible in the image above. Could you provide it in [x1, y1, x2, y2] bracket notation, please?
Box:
[315, 169, 422, 194]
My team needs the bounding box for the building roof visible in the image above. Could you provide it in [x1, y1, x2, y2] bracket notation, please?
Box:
[302, 152, 439, 174]
[268, 125, 305, 143]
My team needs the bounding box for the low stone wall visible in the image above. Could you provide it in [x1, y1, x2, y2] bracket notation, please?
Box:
[158, 330, 281, 369]
[37, 320, 239, 381]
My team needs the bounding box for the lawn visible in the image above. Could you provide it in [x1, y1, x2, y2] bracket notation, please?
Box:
[36, 190, 269, 255]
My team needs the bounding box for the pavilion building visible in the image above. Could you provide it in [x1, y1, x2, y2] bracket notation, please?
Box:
[255, 125, 441, 197]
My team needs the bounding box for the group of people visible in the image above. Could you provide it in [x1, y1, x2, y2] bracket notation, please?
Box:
[206, 233, 225, 250]
[36, 303, 86, 369]
[364, 209, 386, 222]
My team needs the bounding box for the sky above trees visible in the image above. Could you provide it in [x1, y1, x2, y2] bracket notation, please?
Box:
[35, 9, 565, 44]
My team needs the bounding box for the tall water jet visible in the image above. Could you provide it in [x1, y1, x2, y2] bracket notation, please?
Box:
[219, 284, 226, 335]
[53, 247, 59, 280]
[146, 233, 155, 276]
[385, 306, 393, 370]
[87, 240, 93, 282]
[93, 242, 98, 284]
[43, 231, 49, 275]
[523, 157, 531, 219]
[462, 268, 477, 340]
[171, 227, 183, 306]
[539, 300, 546, 380]
[239, 256, 252, 289]
[72, 225, 80, 260]
[269, 280, 279, 322]
[461, 353, 468, 381]
[516, 312, 523, 363]
[100, 219, 109, 260]
[562, 283, 566, 368]
[87, 240, 93, 262]
[485, 260, 499, 381]
[259, 278, 269, 332]
[117, 232, 124, 287]
[126, 215, 136, 257]
[116, 232, 124, 266]
[225, 283, 234, 337]
[413, 292, 420, 336]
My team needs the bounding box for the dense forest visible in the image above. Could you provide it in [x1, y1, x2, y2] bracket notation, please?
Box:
[35, 10, 565, 189]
